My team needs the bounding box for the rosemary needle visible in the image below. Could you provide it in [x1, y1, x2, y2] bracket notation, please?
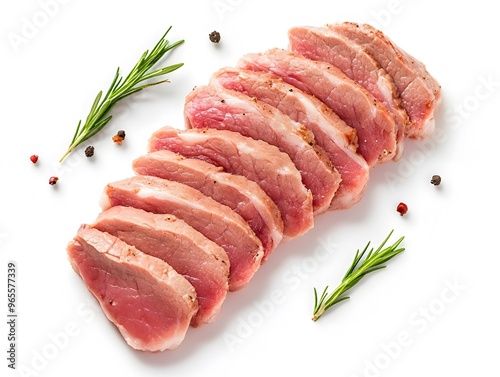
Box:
[312, 230, 405, 321]
[60, 26, 184, 162]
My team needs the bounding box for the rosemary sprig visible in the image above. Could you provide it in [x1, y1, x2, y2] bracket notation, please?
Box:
[312, 230, 405, 321]
[60, 26, 184, 162]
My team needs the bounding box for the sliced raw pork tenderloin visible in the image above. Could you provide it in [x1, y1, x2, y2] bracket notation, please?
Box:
[148, 126, 314, 238]
[328, 22, 441, 138]
[184, 84, 340, 215]
[288, 25, 408, 159]
[99, 175, 264, 292]
[91, 206, 230, 327]
[66, 226, 198, 352]
[211, 67, 370, 210]
[237, 48, 398, 167]
[132, 150, 283, 260]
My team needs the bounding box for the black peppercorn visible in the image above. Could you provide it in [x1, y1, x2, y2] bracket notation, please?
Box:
[85, 146, 95, 158]
[209, 31, 221, 43]
[430, 175, 441, 186]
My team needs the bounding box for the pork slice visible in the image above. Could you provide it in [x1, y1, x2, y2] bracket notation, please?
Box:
[211, 67, 370, 210]
[67, 226, 197, 352]
[132, 150, 283, 261]
[148, 126, 314, 238]
[91, 206, 229, 327]
[184, 84, 340, 214]
[99, 175, 264, 291]
[288, 25, 408, 159]
[237, 48, 397, 167]
[329, 22, 441, 138]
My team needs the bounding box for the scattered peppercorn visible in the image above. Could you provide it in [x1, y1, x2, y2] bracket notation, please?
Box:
[49, 176, 59, 185]
[85, 145, 95, 158]
[209, 30, 221, 43]
[396, 202, 408, 216]
[30, 155, 39, 164]
[430, 174, 441, 186]
[112, 130, 126, 144]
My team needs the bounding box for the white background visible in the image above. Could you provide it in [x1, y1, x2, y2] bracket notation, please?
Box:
[1, 1, 499, 376]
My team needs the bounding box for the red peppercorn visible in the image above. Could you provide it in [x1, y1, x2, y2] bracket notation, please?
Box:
[49, 176, 59, 185]
[30, 155, 39, 164]
[396, 202, 408, 216]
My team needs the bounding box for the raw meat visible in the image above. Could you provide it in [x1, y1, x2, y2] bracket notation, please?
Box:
[91, 206, 230, 327]
[288, 25, 408, 158]
[132, 150, 283, 260]
[148, 126, 314, 238]
[184, 84, 340, 214]
[211, 67, 370, 210]
[67, 226, 198, 352]
[99, 175, 264, 291]
[329, 22, 441, 138]
[238, 48, 398, 166]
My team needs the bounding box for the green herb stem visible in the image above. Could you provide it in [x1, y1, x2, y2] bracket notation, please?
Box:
[60, 26, 184, 162]
[312, 230, 405, 321]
